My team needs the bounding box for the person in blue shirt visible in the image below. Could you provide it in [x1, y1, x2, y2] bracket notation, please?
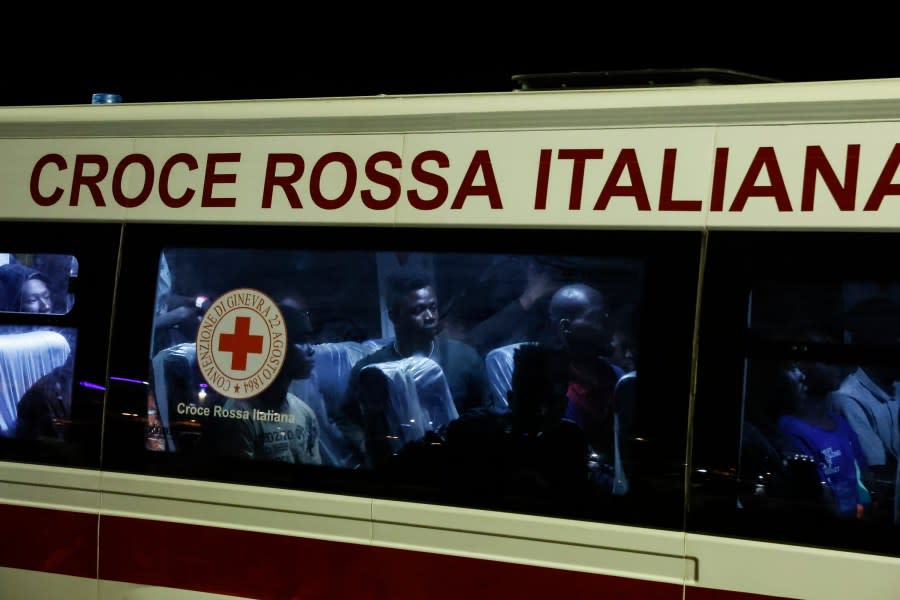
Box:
[777, 357, 872, 518]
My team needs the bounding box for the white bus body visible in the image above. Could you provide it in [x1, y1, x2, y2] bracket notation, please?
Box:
[1, 78, 900, 599]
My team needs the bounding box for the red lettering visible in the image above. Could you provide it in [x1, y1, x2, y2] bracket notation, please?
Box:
[30, 154, 66, 207]
[310, 152, 355, 210]
[70, 154, 108, 207]
[159, 154, 198, 208]
[658, 148, 702, 211]
[558, 149, 604, 210]
[729, 147, 791, 212]
[361, 151, 401, 210]
[710, 147, 729, 211]
[594, 149, 651, 211]
[112, 154, 153, 208]
[801, 145, 859, 211]
[864, 143, 900, 211]
[408, 150, 449, 210]
[201, 153, 240, 208]
[262, 153, 304, 209]
[534, 149, 552, 210]
[451, 150, 502, 209]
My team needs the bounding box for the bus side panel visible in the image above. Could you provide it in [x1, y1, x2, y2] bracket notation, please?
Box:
[685, 533, 900, 600]
[98, 513, 683, 600]
[0, 462, 103, 597]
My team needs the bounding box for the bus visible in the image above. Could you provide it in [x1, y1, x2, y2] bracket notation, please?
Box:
[1, 76, 900, 599]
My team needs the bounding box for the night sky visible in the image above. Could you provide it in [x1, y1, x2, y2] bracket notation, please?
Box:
[4, 15, 897, 106]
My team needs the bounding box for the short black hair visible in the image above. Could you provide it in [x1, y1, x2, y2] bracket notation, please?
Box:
[384, 267, 434, 309]
[279, 303, 314, 344]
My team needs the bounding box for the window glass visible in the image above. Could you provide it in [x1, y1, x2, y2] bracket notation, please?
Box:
[692, 232, 900, 557]
[0, 225, 121, 468]
[105, 225, 699, 529]
[0, 253, 77, 315]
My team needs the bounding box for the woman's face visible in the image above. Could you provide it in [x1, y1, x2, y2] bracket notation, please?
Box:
[20, 278, 52, 313]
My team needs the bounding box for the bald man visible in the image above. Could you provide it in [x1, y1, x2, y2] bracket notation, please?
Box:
[549, 283, 629, 495]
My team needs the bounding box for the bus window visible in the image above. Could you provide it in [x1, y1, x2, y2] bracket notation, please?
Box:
[103, 224, 700, 530]
[0, 253, 77, 315]
[0, 224, 120, 468]
[692, 231, 900, 558]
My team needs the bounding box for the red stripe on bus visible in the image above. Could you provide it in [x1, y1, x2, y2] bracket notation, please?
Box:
[0, 504, 790, 599]
[0, 504, 97, 578]
[98, 514, 683, 599]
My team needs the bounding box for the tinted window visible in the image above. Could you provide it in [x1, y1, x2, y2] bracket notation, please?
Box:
[105, 224, 700, 529]
[0, 225, 120, 467]
[691, 232, 900, 557]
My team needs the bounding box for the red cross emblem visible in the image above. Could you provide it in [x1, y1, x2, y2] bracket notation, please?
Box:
[194, 288, 287, 400]
[218, 316, 264, 370]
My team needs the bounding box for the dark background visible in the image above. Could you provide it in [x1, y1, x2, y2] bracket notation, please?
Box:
[4, 14, 897, 106]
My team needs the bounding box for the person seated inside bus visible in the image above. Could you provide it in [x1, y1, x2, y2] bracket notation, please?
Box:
[0, 263, 54, 314]
[608, 304, 639, 494]
[777, 357, 873, 519]
[151, 291, 214, 358]
[439, 342, 591, 508]
[741, 358, 828, 515]
[212, 303, 322, 465]
[336, 267, 490, 467]
[15, 354, 74, 441]
[547, 283, 629, 495]
[830, 296, 900, 521]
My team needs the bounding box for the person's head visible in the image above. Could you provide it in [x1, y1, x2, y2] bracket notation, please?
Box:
[0, 263, 52, 314]
[609, 304, 639, 373]
[548, 283, 610, 358]
[781, 362, 808, 405]
[793, 328, 842, 398]
[279, 302, 316, 381]
[385, 268, 439, 344]
[749, 360, 808, 419]
[20, 276, 52, 314]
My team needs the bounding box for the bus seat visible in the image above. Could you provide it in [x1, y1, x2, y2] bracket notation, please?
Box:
[0, 330, 70, 436]
[311, 339, 387, 412]
[150, 342, 203, 452]
[484, 342, 528, 410]
[289, 374, 357, 468]
[358, 356, 459, 452]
